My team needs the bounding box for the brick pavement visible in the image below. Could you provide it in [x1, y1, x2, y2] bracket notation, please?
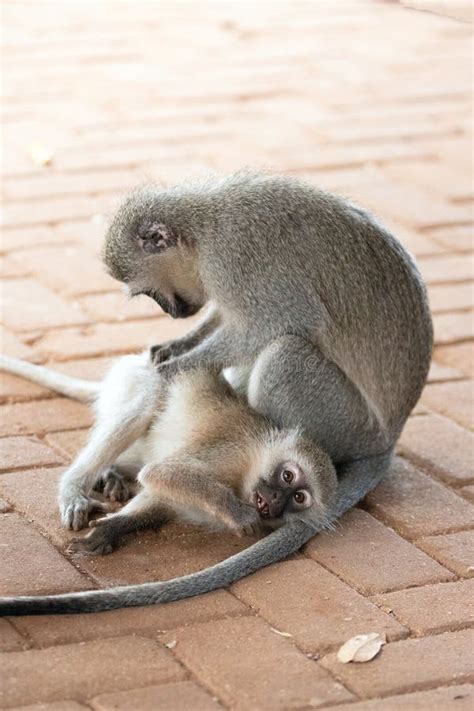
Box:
[1, 1, 473, 709]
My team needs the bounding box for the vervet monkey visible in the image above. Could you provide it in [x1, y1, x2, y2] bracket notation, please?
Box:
[0, 351, 335, 614]
[0, 171, 432, 614]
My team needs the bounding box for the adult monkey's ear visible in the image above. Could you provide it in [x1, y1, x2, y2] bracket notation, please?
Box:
[135, 221, 177, 254]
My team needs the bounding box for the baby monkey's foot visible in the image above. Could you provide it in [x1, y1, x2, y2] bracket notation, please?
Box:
[60, 494, 110, 531]
[94, 467, 131, 502]
[68, 515, 120, 556]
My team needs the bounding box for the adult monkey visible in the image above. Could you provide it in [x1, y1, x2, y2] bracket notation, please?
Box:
[0, 171, 432, 615]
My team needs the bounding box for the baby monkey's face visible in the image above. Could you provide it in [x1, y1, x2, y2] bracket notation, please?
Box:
[254, 461, 313, 525]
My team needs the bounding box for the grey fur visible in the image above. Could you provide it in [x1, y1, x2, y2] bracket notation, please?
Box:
[0, 171, 432, 615]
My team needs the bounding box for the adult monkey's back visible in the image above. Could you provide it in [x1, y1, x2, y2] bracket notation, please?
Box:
[0, 172, 432, 615]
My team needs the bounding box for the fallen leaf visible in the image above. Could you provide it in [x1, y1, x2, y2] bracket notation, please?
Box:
[336, 632, 386, 663]
[28, 144, 53, 166]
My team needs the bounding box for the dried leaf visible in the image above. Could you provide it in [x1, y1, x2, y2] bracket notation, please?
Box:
[337, 632, 386, 663]
[270, 627, 293, 638]
[28, 144, 53, 166]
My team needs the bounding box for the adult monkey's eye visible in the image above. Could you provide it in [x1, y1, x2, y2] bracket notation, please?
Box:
[293, 491, 307, 505]
[281, 469, 294, 484]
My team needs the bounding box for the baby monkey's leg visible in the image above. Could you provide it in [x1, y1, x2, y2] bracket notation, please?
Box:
[139, 462, 261, 536]
[69, 490, 172, 555]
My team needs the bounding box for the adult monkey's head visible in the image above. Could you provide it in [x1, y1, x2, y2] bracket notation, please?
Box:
[103, 185, 206, 319]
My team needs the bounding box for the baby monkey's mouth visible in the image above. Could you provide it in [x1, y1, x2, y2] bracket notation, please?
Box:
[255, 492, 270, 518]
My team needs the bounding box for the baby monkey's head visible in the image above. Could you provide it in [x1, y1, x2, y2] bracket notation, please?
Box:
[246, 430, 337, 531]
[103, 186, 206, 319]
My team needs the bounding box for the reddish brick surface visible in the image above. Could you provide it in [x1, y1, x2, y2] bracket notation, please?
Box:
[399, 414, 474, 484]
[421, 381, 474, 430]
[320, 629, 474, 698]
[232, 559, 407, 653]
[435, 342, 474, 378]
[92, 682, 222, 711]
[162, 616, 353, 710]
[373, 579, 474, 635]
[327, 684, 474, 710]
[365, 457, 474, 538]
[0, 436, 64, 471]
[0, 513, 90, 596]
[0, 637, 185, 707]
[305, 509, 453, 594]
[1, 2, 473, 708]
[0, 398, 92, 436]
[418, 530, 474, 577]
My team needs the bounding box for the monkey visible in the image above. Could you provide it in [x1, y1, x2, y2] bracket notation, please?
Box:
[0, 170, 432, 614]
[0, 350, 336, 614]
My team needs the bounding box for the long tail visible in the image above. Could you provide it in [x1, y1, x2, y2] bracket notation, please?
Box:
[0, 355, 100, 402]
[0, 449, 392, 616]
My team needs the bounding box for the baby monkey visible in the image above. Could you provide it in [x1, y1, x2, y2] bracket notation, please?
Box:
[0, 352, 336, 558]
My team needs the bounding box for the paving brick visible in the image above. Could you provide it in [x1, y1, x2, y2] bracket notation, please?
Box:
[429, 282, 474, 313]
[0, 254, 30, 277]
[434, 311, 474, 345]
[461, 485, 474, 502]
[1, 278, 88, 331]
[0, 195, 106, 227]
[418, 530, 474, 577]
[428, 360, 463, 382]
[162, 616, 353, 710]
[399, 413, 474, 484]
[1, 225, 64, 252]
[33, 317, 196, 360]
[45, 429, 89, 459]
[8, 703, 89, 711]
[0, 467, 79, 548]
[0, 326, 38, 360]
[79, 291, 159, 322]
[421, 381, 473, 431]
[0, 513, 90, 596]
[0, 436, 64, 471]
[418, 253, 474, 284]
[320, 629, 474, 698]
[0, 637, 184, 708]
[232, 559, 406, 654]
[4, 167, 140, 201]
[364, 457, 474, 538]
[0, 372, 52, 403]
[373, 579, 474, 635]
[435, 342, 474, 378]
[325, 684, 474, 710]
[0, 398, 92, 436]
[17, 245, 119, 296]
[427, 224, 473, 252]
[0, 619, 29, 652]
[13, 591, 248, 648]
[92, 682, 222, 711]
[305, 509, 453, 594]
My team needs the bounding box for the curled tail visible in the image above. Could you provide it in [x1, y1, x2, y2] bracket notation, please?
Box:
[0, 355, 100, 403]
[0, 449, 392, 616]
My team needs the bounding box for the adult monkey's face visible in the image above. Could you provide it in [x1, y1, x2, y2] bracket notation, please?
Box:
[102, 187, 206, 319]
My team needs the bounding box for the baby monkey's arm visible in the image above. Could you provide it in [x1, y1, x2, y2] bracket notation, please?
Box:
[139, 461, 261, 537]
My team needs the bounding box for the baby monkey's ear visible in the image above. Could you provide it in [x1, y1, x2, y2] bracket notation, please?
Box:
[135, 221, 177, 254]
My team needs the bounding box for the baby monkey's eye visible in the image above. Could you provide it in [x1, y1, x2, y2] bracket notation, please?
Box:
[281, 469, 294, 484]
[293, 490, 307, 505]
